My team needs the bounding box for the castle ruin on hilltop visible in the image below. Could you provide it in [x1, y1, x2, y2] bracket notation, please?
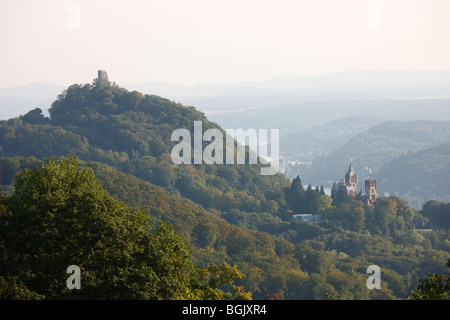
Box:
[98, 70, 108, 81]
[96, 70, 116, 87]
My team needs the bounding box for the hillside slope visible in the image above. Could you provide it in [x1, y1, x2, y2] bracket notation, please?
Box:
[1, 78, 449, 300]
[302, 120, 450, 186]
[0, 78, 290, 219]
[376, 142, 450, 208]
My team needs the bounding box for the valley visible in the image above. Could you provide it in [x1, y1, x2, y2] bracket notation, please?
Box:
[0, 76, 448, 300]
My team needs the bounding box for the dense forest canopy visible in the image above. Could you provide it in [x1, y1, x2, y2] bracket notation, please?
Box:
[0, 156, 251, 300]
[0, 79, 448, 300]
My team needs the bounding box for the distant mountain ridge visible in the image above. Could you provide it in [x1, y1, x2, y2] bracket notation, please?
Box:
[279, 116, 382, 159]
[376, 142, 450, 208]
[128, 70, 450, 98]
[296, 120, 450, 206]
[0, 83, 65, 119]
[2, 70, 450, 121]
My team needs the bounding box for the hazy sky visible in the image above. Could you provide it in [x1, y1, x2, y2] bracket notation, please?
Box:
[1, 0, 450, 87]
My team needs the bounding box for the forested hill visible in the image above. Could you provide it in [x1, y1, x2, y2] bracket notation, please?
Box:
[0, 78, 290, 215]
[376, 142, 450, 207]
[303, 120, 450, 186]
[0, 78, 449, 300]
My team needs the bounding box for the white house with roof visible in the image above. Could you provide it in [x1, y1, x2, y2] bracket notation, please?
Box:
[292, 214, 322, 223]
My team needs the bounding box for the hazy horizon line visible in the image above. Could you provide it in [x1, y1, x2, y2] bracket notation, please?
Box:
[3, 68, 450, 90]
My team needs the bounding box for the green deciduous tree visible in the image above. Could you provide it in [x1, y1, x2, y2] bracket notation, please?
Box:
[409, 259, 450, 300]
[0, 156, 246, 300]
[190, 263, 251, 300]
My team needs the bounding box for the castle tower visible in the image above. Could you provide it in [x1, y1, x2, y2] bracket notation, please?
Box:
[364, 178, 378, 204]
[332, 163, 379, 206]
[344, 163, 358, 196]
[97, 70, 109, 81]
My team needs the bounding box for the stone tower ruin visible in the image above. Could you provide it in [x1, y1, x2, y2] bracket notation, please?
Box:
[98, 70, 108, 81]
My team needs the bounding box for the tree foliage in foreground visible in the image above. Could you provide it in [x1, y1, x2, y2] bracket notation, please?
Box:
[408, 259, 450, 300]
[0, 156, 248, 299]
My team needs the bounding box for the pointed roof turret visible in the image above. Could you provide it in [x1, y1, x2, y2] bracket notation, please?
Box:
[348, 163, 355, 176]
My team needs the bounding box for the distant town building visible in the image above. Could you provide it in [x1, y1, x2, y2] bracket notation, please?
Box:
[331, 163, 378, 205]
[292, 214, 322, 223]
[414, 229, 432, 232]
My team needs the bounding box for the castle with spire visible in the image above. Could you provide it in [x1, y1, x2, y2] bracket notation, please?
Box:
[331, 163, 378, 205]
